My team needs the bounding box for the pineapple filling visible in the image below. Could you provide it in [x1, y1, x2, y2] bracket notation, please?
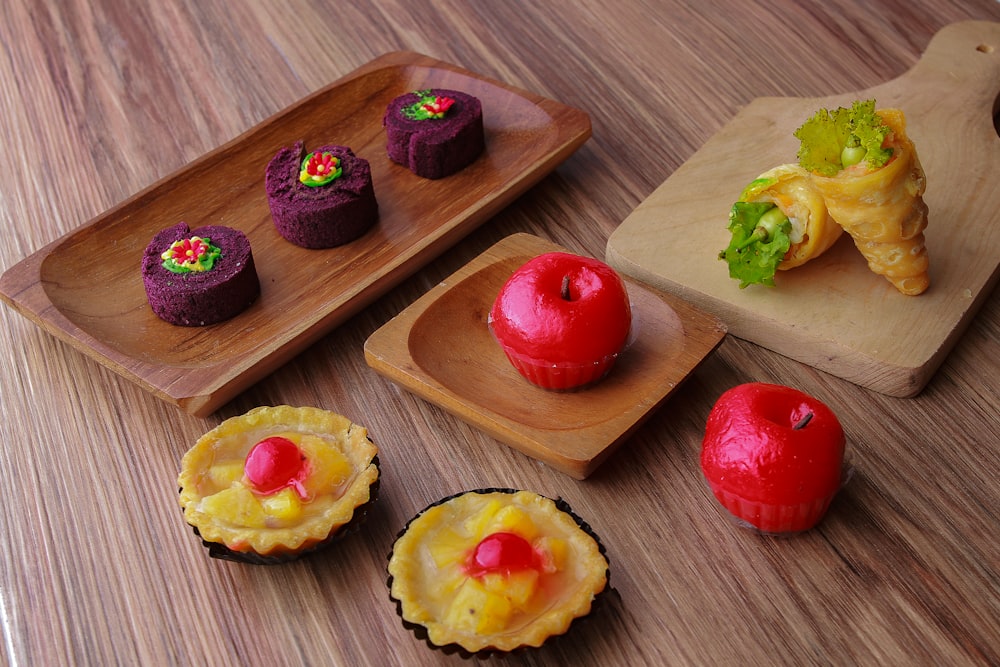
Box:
[196, 430, 354, 529]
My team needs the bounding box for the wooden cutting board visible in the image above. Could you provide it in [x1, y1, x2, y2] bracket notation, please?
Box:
[606, 21, 1000, 397]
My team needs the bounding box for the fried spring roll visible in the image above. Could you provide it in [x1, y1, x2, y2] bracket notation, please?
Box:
[796, 102, 929, 295]
[720, 164, 841, 288]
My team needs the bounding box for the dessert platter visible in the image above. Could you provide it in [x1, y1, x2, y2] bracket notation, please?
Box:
[0, 52, 591, 417]
[364, 233, 727, 479]
[8, 15, 993, 660]
[606, 21, 1000, 397]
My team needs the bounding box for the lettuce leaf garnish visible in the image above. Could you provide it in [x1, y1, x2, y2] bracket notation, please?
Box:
[719, 202, 792, 288]
[794, 99, 893, 176]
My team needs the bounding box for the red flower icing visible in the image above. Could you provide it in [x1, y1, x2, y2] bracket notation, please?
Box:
[421, 96, 455, 117]
[299, 151, 342, 187]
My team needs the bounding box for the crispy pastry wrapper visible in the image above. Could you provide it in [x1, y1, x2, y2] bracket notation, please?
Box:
[808, 109, 930, 295]
[739, 163, 843, 270]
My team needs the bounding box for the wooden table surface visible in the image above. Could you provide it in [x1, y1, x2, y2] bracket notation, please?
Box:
[2, 1, 998, 665]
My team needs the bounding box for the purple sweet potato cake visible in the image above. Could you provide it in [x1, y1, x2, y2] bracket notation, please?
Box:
[383, 89, 484, 179]
[265, 142, 378, 249]
[142, 222, 260, 327]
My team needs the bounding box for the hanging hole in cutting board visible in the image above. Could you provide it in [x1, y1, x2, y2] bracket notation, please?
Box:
[983, 42, 1000, 138]
[994, 91, 1000, 139]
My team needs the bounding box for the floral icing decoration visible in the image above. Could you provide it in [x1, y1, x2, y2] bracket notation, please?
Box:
[299, 151, 342, 187]
[161, 236, 221, 274]
[402, 90, 456, 120]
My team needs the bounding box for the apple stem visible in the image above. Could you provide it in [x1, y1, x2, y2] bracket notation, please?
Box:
[793, 412, 813, 430]
[561, 275, 572, 301]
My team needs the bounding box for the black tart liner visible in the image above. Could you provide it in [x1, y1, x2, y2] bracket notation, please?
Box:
[386, 487, 613, 659]
[182, 453, 380, 565]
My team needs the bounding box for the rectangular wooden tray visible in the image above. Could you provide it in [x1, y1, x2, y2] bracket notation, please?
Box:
[0, 52, 591, 416]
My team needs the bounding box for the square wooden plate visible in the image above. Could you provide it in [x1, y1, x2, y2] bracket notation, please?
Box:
[0, 52, 591, 417]
[364, 233, 727, 479]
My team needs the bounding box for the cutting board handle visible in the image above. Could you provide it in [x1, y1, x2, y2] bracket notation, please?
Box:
[892, 21, 1000, 131]
[911, 21, 1000, 87]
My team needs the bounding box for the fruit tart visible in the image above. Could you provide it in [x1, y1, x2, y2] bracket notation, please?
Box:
[387, 488, 610, 657]
[178, 405, 379, 564]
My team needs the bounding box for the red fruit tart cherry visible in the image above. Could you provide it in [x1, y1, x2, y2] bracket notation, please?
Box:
[244, 436, 308, 498]
[467, 532, 538, 577]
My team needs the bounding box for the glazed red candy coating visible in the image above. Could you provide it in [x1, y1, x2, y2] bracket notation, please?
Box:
[700, 382, 847, 534]
[701, 383, 845, 505]
[489, 252, 632, 364]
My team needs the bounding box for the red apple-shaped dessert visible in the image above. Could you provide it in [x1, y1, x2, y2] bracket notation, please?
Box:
[489, 252, 632, 390]
[700, 382, 846, 533]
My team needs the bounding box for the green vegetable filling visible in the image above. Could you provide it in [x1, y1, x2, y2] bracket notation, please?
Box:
[794, 99, 893, 177]
[719, 202, 792, 288]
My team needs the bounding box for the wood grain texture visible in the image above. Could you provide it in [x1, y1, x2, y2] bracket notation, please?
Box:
[607, 21, 1000, 397]
[2, 1, 999, 666]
